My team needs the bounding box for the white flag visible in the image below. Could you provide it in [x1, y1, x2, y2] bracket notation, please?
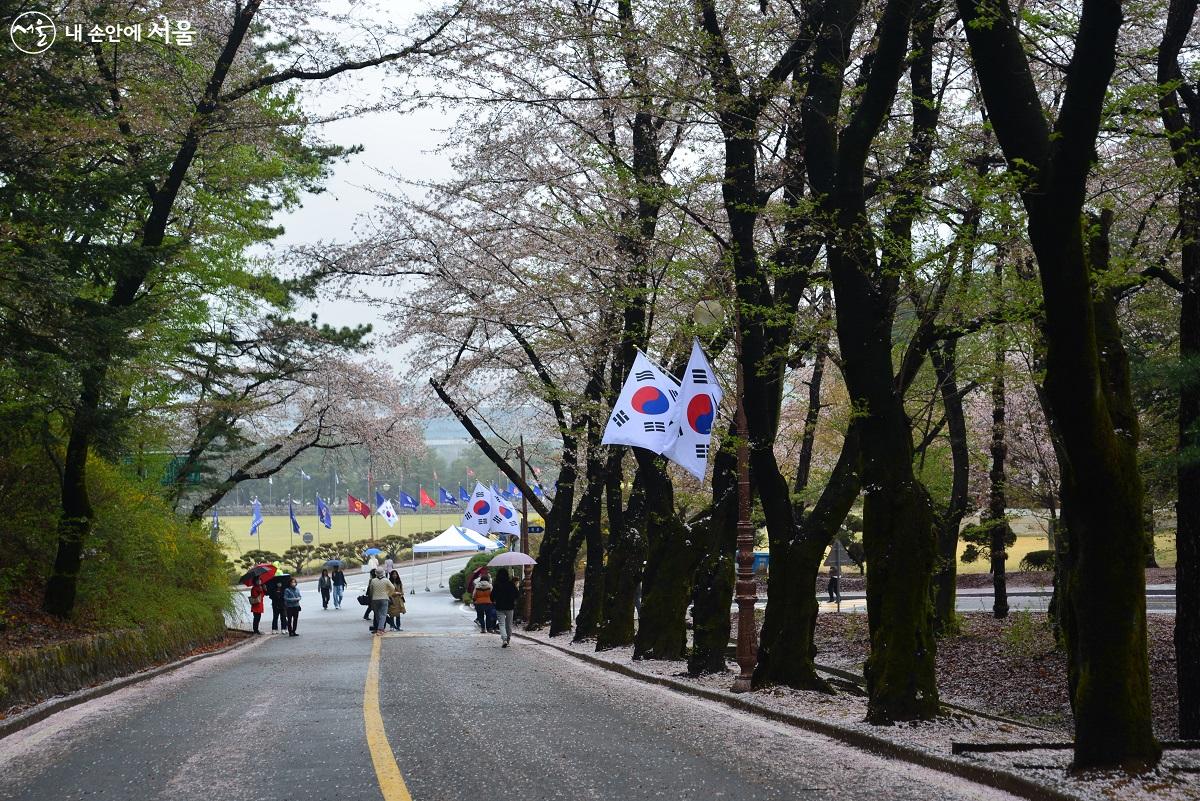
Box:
[663, 338, 724, 481]
[489, 497, 521, 537]
[601, 351, 682, 453]
[377, 497, 398, 527]
[462, 481, 499, 532]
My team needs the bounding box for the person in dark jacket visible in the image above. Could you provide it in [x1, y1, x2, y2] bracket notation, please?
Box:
[492, 568, 519, 647]
[318, 569, 333, 610]
[283, 577, 302, 636]
[268, 577, 287, 633]
[331, 566, 347, 609]
[827, 566, 841, 603]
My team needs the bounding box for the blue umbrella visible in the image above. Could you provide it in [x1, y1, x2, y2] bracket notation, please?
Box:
[324, 559, 343, 568]
[364, 547, 381, 556]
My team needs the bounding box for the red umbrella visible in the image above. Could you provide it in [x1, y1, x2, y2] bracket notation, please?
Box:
[239, 563, 277, 587]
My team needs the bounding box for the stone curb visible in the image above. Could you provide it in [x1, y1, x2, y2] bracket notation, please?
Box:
[514, 632, 1080, 801]
[0, 630, 262, 743]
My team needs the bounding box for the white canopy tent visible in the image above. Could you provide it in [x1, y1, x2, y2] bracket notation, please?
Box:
[411, 526, 500, 592]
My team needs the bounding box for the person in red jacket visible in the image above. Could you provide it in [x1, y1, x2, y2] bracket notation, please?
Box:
[249, 576, 266, 634]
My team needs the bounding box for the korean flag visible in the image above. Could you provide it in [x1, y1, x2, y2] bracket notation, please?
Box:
[663, 338, 724, 481]
[462, 482, 499, 532]
[489, 498, 521, 537]
[601, 351, 682, 453]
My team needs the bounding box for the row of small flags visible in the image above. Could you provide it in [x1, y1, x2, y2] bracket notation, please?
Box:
[244, 479, 540, 537]
[261, 470, 545, 501]
[601, 338, 723, 481]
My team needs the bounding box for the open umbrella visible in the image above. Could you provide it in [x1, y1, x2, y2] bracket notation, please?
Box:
[239, 563, 277, 586]
[324, 559, 343, 568]
[488, 551, 537, 567]
[364, 547, 381, 556]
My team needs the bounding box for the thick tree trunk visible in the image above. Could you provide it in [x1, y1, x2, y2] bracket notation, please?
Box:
[568, 445, 607, 639]
[753, 427, 861, 690]
[43, 364, 104, 617]
[633, 455, 699, 660]
[596, 459, 646, 650]
[960, 0, 1159, 767]
[687, 441, 737, 675]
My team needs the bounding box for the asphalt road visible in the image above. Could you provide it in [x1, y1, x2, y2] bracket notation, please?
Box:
[1, 565, 1022, 801]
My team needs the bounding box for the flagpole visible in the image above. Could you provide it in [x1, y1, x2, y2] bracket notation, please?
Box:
[368, 458, 375, 545]
[289, 493, 294, 550]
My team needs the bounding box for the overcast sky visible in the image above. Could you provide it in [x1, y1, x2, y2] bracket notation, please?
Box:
[261, 3, 457, 355]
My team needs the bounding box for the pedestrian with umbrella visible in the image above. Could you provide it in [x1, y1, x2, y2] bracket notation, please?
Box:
[268, 574, 290, 633]
[487, 552, 536, 647]
[239, 564, 276, 635]
[330, 562, 347, 609]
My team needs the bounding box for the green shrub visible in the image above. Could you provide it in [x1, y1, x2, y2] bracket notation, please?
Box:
[448, 570, 465, 599]
[1019, 549, 1055, 571]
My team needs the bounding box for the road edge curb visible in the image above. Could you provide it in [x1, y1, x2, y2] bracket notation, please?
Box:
[0, 629, 262, 742]
[514, 632, 1080, 801]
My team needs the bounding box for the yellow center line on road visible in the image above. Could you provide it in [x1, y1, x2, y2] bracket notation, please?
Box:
[364, 635, 414, 801]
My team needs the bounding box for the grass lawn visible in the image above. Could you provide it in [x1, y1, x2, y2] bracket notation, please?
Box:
[216, 512, 466, 558]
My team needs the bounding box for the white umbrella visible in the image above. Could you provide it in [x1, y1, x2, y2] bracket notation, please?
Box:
[488, 551, 537, 567]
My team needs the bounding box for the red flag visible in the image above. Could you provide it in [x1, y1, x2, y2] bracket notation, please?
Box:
[347, 493, 370, 518]
[419, 487, 437, 508]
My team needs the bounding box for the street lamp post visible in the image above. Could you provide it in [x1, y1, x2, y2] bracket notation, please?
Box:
[696, 298, 756, 693]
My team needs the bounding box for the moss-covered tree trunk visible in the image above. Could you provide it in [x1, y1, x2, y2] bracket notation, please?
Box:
[959, 0, 1159, 767]
[753, 427, 861, 689]
[687, 440, 737, 675]
[571, 444, 608, 639]
[633, 456, 699, 660]
[596, 457, 646, 651]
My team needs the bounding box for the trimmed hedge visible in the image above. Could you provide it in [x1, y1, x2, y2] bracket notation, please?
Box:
[0, 614, 227, 710]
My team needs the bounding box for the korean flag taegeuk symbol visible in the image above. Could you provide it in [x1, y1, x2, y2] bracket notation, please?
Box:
[463, 482, 498, 530]
[602, 351, 682, 453]
[664, 338, 724, 481]
[489, 500, 520, 536]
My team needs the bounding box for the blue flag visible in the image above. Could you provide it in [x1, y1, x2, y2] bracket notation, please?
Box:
[532, 483, 544, 497]
[211, 507, 219, 529]
[459, 485, 470, 502]
[398, 491, 419, 511]
[316, 495, 332, 529]
[507, 482, 521, 499]
[439, 486, 457, 505]
[250, 499, 263, 536]
[289, 499, 300, 534]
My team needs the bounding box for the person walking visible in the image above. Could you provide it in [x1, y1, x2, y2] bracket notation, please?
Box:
[367, 569, 394, 636]
[318, 569, 333, 610]
[827, 565, 841, 604]
[248, 576, 266, 635]
[283, 577, 302, 636]
[492, 568, 518, 647]
[268, 576, 287, 633]
[472, 574, 497, 634]
[387, 569, 406, 632]
[468, 567, 491, 632]
[331, 566, 347, 609]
